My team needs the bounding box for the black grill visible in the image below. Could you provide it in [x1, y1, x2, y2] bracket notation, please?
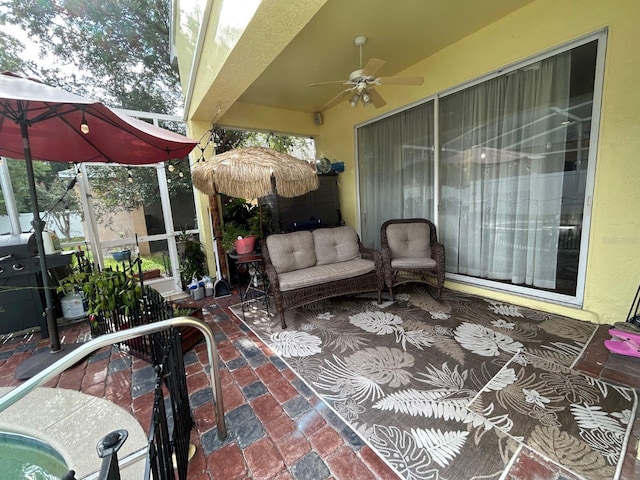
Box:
[0, 233, 73, 336]
[0, 233, 38, 259]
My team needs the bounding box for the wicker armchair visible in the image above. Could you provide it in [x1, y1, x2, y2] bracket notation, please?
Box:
[380, 218, 445, 299]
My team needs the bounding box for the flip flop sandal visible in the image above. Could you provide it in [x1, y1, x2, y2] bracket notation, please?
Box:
[604, 339, 640, 358]
[609, 328, 640, 348]
[612, 321, 640, 333]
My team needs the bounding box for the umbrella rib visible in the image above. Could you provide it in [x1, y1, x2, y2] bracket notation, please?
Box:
[31, 103, 81, 124]
[6, 100, 79, 126]
[55, 112, 116, 163]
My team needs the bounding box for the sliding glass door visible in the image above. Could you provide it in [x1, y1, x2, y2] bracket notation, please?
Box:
[358, 102, 435, 246]
[357, 36, 601, 302]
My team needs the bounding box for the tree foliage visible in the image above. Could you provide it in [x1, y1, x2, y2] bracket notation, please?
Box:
[0, 24, 34, 74]
[0, 1, 313, 242]
[1, 0, 179, 113]
[0, 159, 81, 238]
[0, 0, 188, 228]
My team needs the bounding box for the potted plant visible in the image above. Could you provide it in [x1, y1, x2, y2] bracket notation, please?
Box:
[176, 229, 192, 256]
[57, 267, 142, 334]
[221, 198, 266, 253]
[222, 222, 258, 253]
[178, 233, 207, 290]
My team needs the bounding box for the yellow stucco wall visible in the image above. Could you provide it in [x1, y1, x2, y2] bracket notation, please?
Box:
[186, 121, 216, 276]
[181, 0, 640, 325]
[394, 0, 640, 324]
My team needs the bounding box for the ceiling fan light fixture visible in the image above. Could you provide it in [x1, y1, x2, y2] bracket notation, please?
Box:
[309, 35, 423, 111]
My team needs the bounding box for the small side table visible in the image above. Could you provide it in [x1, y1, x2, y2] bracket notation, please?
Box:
[229, 251, 269, 316]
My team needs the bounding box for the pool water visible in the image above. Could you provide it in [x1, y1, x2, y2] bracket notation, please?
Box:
[0, 432, 68, 479]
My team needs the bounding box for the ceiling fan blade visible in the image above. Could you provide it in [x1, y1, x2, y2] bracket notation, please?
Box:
[307, 80, 350, 87]
[368, 88, 386, 108]
[322, 88, 353, 111]
[375, 76, 424, 86]
[361, 58, 385, 78]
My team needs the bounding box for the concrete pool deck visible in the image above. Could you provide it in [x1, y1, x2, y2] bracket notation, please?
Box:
[0, 386, 147, 479]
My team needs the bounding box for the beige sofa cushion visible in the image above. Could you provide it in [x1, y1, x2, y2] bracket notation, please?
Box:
[386, 223, 432, 259]
[313, 226, 361, 266]
[266, 231, 316, 273]
[277, 258, 375, 291]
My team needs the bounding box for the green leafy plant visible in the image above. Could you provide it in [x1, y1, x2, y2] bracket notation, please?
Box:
[221, 197, 268, 252]
[222, 223, 256, 253]
[57, 268, 142, 328]
[172, 305, 199, 317]
[178, 233, 207, 289]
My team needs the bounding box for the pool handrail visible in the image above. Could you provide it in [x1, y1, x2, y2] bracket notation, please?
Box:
[0, 316, 227, 439]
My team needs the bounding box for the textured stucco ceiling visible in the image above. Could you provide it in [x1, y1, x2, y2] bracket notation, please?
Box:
[232, 0, 535, 114]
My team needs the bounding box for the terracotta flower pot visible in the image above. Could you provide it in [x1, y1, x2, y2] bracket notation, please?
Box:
[234, 235, 256, 254]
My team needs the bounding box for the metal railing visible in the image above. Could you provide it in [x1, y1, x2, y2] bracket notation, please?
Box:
[0, 316, 227, 440]
[146, 328, 193, 480]
[97, 429, 129, 480]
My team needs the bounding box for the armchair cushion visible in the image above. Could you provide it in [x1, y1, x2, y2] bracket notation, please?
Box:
[391, 257, 437, 269]
[386, 222, 432, 259]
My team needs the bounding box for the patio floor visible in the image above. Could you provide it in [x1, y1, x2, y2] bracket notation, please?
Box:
[1, 291, 639, 479]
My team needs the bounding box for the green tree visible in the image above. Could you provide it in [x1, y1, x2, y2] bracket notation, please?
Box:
[1, 0, 179, 113]
[0, 2, 310, 239]
[0, 0, 187, 219]
[1, 159, 81, 239]
[0, 28, 34, 75]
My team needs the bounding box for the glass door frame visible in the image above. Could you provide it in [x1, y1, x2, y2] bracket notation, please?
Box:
[355, 29, 607, 307]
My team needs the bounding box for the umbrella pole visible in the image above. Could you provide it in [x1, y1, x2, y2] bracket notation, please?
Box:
[208, 195, 230, 281]
[20, 122, 61, 352]
[271, 176, 281, 233]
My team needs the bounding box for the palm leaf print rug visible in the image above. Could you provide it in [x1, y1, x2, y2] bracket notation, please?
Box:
[230, 287, 637, 480]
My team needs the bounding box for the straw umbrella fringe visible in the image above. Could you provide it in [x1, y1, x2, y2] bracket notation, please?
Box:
[192, 147, 319, 199]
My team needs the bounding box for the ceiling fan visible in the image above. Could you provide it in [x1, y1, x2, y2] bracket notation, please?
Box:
[308, 35, 424, 112]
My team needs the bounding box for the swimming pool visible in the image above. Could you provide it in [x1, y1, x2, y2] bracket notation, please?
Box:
[0, 387, 148, 478]
[0, 431, 68, 480]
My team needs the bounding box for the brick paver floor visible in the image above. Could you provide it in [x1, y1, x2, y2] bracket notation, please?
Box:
[1, 292, 639, 479]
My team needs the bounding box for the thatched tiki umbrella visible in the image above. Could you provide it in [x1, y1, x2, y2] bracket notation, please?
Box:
[192, 146, 319, 232]
[191, 146, 319, 277]
[192, 147, 319, 199]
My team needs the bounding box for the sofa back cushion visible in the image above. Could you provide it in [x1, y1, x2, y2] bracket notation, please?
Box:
[266, 231, 316, 273]
[386, 222, 432, 259]
[313, 226, 361, 266]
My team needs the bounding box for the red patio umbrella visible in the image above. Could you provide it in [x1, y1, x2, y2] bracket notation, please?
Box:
[0, 72, 197, 378]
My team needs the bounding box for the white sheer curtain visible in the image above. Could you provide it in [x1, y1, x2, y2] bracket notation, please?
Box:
[440, 52, 571, 289]
[358, 102, 434, 248]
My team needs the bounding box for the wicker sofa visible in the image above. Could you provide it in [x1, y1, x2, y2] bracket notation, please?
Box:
[262, 225, 384, 328]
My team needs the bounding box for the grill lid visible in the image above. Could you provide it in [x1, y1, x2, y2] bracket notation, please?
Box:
[0, 233, 38, 259]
